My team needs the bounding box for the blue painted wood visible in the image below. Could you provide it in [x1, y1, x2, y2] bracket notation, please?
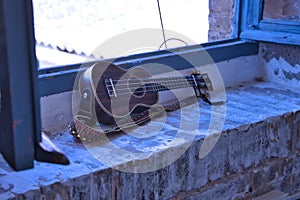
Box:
[0, 0, 7, 158]
[261, 19, 300, 26]
[241, 30, 300, 46]
[259, 20, 300, 34]
[240, 0, 263, 32]
[0, 0, 40, 170]
[38, 40, 258, 97]
[233, 0, 242, 38]
[240, 0, 300, 45]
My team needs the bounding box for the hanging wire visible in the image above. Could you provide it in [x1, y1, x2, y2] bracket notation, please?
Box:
[156, 0, 189, 50]
[156, 0, 168, 49]
[158, 38, 189, 50]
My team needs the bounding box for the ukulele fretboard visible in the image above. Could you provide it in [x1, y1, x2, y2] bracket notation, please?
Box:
[105, 74, 211, 98]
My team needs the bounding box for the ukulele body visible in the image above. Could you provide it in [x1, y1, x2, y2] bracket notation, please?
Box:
[79, 62, 159, 125]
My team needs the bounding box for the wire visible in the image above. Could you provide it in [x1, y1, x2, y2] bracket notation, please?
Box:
[156, 0, 189, 50]
[156, 0, 168, 49]
[158, 38, 189, 50]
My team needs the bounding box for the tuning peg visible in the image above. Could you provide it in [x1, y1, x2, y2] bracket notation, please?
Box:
[191, 70, 201, 75]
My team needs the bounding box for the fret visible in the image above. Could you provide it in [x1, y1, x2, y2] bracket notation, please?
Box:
[153, 78, 159, 92]
[166, 77, 173, 90]
[150, 81, 156, 92]
[192, 75, 197, 87]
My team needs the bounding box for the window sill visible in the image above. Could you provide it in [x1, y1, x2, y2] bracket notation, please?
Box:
[0, 81, 299, 199]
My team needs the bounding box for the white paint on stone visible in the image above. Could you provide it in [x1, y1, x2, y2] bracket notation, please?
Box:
[263, 57, 300, 87]
[40, 91, 74, 132]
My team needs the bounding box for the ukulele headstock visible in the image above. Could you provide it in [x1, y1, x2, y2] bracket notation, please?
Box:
[190, 70, 212, 104]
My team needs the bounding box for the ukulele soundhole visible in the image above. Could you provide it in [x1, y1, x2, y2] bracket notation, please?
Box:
[127, 76, 146, 98]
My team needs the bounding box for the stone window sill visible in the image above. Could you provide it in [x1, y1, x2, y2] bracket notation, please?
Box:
[0, 80, 299, 199]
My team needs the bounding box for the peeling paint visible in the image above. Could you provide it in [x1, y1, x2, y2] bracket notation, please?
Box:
[0, 184, 13, 194]
[261, 43, 300, 67]
[261, 42, 300, 87]
[282, 70, 300, 81]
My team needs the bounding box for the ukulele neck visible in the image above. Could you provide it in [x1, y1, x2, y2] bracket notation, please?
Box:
[104, 74, 211, 98]
[147, 74, 209, 92]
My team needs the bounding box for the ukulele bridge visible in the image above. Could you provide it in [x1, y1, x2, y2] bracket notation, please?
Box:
[105, 78, 117, 98]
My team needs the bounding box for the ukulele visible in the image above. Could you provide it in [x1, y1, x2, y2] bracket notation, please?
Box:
[78, 62, 212, 125]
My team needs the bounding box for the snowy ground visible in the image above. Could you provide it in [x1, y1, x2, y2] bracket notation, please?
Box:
[33, 0, 209, 67]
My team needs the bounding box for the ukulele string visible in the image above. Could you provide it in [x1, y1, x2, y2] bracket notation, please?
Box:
[108, 84, 187, 96]
[111, 80, 192, 89]
[112, 83, 190, 94]
[110, 78, 194, 91]
[105, 76, 205, 96]
[108, 83, 206, 97]
[109, 76, 203, 83]
[106, 78, 207, 97]
[108, 76, 204, 86]
[107, 86, 186, 97]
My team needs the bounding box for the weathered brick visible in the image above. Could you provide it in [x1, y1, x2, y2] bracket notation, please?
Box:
[208, 0, 234, 41]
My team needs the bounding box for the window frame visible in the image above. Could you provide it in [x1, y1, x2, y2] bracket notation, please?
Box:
[240, 0, 300, 45]
[0, 0, 262, 170]
[0, 0, 40, 170]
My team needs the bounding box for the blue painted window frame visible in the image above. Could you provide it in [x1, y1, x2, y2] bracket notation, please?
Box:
[240, 0, 300, 45]
[0, 0, 40, 170]
[0, 0, 264, 170]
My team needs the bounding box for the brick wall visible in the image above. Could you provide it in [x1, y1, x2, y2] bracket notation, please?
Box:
[208, 0, 234, 41]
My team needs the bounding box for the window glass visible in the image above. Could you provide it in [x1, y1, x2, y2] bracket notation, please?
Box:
[263, 0, 300, 22]
[33, 0, 210, 68]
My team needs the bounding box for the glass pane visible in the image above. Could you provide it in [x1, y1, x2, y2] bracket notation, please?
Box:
[263, 0, 300, 22]
[33, 0, 210, 68]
